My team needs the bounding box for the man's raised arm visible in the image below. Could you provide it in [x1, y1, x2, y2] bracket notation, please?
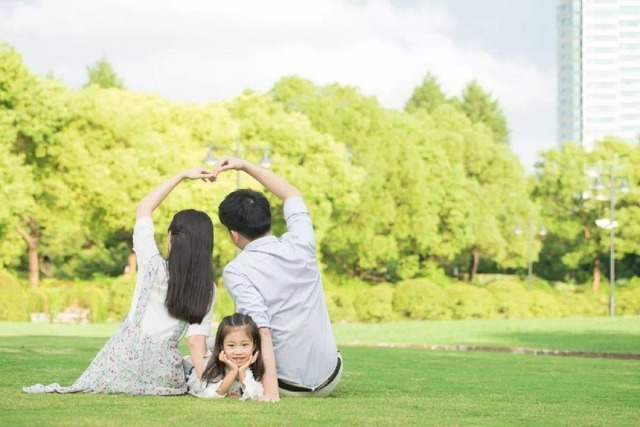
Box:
[213, 156, 300, 201]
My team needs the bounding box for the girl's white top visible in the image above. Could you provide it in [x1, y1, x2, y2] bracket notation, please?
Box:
[186, 368, 264, 400]
[130, 217, 213, 339]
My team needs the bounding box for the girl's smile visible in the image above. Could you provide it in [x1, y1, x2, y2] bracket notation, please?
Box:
[222, 327, 255, 367]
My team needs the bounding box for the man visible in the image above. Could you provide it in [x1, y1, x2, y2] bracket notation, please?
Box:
[212, 155, 342, 400]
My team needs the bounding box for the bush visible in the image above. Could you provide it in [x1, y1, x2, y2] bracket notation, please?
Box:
[99, 275, 134, 322]
[326, 286, 360, 322]
[445, 285, 497, 320]
[556, 292, 605, 317]
[527, 290, 563, 317]
[392, 278, 449, 320]
[618, 287, 640, 315]
[620, 276, 640, 290]
[353, 284, 395, 322]
[0, 269, 28, 321]
[214, 285, 235, 321]
[485, 280, 530, 319]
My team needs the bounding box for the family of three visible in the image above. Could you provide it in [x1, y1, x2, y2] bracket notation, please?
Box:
[23, 156, 342, 401]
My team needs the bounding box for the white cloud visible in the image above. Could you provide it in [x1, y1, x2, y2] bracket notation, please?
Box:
[0, 0, 555, 171]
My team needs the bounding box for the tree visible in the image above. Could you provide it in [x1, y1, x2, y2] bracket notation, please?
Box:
[405, 73, 448, 114]
[225, 89, 366, 277]
[428, 104, 533, 281]
[271, 77, 451, 281]
[455, 81, 509, 144]
[84, 57, 124, 89]
[534, 139, 640, 291]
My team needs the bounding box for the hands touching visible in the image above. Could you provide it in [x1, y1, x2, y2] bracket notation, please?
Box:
[212, 155, 246, 177]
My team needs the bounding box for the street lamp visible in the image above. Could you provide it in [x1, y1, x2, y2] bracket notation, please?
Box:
[514, 219, 547, 291]
[204, 135, 273, 189]
[583, 162, 630, 317]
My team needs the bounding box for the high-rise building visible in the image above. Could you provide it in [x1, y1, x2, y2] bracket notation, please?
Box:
[558, 0, 640, 148]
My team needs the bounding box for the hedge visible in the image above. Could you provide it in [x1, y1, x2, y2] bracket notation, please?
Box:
[1, 269, 639, 323]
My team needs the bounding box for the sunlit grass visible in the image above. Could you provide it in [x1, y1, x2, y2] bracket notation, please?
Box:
[1, 318, 639, 425]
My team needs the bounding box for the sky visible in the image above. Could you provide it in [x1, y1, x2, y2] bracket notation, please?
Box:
[0, 0, 558, 172]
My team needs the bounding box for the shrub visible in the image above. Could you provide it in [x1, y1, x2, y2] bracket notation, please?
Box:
[445, 285, 498, 320]
[0, 269, 28, 321]
[556, 292, 605, 317]
[527, 290, 562, 317]
[326, 286, 360, 322]
[618, 287, 640, 315]
[214, 285, 235, 321]
[392, 278, 449, 320]
[485, 280, 530, 318]
[353, 284, 395, 322]
[104, 275, 135, 322]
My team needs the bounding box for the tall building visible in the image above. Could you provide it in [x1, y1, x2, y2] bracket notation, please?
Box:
[558, 0, 640, 148]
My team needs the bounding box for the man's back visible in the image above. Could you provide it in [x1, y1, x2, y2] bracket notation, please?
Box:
[223, 197, 337, 388]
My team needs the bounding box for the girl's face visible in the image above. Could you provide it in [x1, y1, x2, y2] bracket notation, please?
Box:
[222, 327, 255, 367]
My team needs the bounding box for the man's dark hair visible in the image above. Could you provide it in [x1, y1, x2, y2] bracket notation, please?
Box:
[218, 189, 271, 240]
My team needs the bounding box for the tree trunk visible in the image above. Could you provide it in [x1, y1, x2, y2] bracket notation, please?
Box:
[468, 248, 480, 282]
[592, 257, 601, 293]
[17, 217, 40, 287]
[124, 252, 137, 275]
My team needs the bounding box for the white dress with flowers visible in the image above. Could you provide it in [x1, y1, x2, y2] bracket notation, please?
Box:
[23, 217, 212, 395]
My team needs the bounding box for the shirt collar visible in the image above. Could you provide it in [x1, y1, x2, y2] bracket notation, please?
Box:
[243, 235, 278, 252]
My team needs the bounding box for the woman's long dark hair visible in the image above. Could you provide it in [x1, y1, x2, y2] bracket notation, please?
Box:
[202, 313, 264, 384]
[165, 209, 214, 324]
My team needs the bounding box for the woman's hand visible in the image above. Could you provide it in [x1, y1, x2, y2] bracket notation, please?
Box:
[182, 167, 215, 182]
[136, 167, 215, 219]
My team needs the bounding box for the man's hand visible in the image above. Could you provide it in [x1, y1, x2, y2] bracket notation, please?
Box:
[213, 156, 246, 177]
[257, 395, 280, 402]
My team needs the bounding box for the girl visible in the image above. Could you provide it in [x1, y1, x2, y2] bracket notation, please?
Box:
[24, 168, 216, 395]
[186, 313, 264, 400]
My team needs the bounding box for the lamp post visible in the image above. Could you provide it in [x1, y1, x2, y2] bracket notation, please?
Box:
[584, 162, 629, 317]
[514, 219, 547, 291]
[203, 135, 273, 189]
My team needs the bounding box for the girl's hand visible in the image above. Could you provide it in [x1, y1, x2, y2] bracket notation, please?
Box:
[238, 351, 260, 381]
[239, 351, 260, 374]
[218, 351, 239, 372]
[182, 167, 215, 182]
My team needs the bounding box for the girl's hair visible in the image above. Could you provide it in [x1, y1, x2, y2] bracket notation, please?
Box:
[202, 313, 264, 383]
[165, 209, 214, 324]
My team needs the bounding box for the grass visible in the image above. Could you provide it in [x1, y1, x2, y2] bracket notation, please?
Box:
[333, 316, 640, 353]
[1, 317, 639, 426]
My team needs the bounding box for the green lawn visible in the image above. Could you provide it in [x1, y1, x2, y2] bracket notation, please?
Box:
[1, 317, 639, 426]
[333, 316, 640, 354]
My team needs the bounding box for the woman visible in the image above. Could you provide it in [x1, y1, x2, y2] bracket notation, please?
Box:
[24, 167, 216, 395]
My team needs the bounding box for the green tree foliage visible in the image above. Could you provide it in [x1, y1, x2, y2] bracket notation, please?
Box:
[425, 104, 534, 280]
[455, 81, 509, 144]
[0, 45, 74, 286]
[84, 57, 124, 89]
[222, 90, 364, 272]
[271, 77, 446, 281]
[2, 46, 544, 287]
[405, 73, 448, 113]
[534, 139, 640, 289]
